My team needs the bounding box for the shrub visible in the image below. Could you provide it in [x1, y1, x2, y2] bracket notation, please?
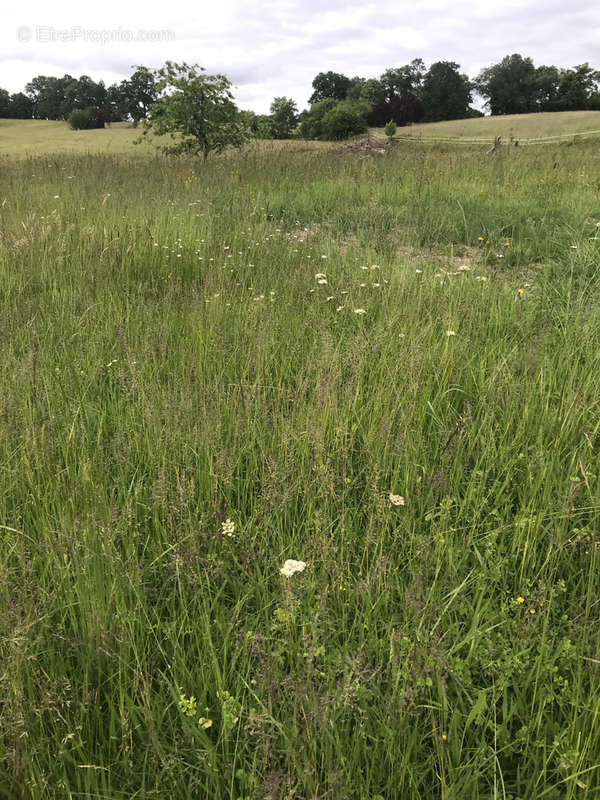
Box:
[68, 107, 106, 130]
[320, 100, 369, 141]
[384, 121, 397, 140]
[299, 98, 337, 139]
[68, 109, 92, 130]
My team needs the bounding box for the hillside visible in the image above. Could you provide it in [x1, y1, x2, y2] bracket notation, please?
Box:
[0, 119, 157, 157]
[396, 109, 600, 142]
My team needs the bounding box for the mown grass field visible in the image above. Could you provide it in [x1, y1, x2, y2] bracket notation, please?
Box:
[399, 110, 600, 141]
[2, 126, 600, 799]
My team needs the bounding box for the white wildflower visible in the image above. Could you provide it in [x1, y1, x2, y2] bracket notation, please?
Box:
[222, 519, 235, 537]
[353, 308, 366, 315]
[389, 494, 406, 506]
[446, 330, 456, 336]
[280, 559, 306, 577]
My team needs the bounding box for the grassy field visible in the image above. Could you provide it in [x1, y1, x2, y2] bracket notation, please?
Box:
[0, 120, 156, 157]
[2, 129, 600, 799]
[399, 110, 600, 141]
[3, 111, 600, 159]
[0, 120, 332, 159]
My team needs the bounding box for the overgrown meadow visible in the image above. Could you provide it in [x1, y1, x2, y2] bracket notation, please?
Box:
[2, 138, 600, 799]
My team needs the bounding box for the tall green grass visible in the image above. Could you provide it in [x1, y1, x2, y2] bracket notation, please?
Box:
[1, 141, 600, 799]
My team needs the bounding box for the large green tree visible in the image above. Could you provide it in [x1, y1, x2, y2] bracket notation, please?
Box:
[380, 59, 425, 100]
[269, 96, 298, 139]
[556, 64, 599, 111]
[475, 54, 537, 115]
[308, 71, 352, 104]
[534, 65, 561, 111]
[7, 92, 33, 119]
[421, 61, 471, 121]
[143, 62, 247, 159]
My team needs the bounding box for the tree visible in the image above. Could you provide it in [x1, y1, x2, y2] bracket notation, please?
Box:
[269, 96, 298, 139]
[380, 59, 425, 100]
[535, 65, 561, 111]
[239, 110, 273, 139]
[120, 67, 157, 122]
[299, 98, 337, 139]
[0, 88, 10, 118]
[8, 92, 33, 119]
[347, 77, 385, 105]
[26, 75, 65, 119]
[321, 100, 369, 140]
[368, 93, 424, 127]
[308, 71, 352, 104]
[421, 61, 471, 121]
[143, 62, 248, 159]
[383, 120, 397, 141]
[556, 63, 599, 111]
[474, 54, 537, 115]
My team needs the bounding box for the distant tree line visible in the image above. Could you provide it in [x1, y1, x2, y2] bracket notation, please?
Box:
[0, 67, 157, 126]
[292, 55, 600, 141]
[1, 54, 600, 142]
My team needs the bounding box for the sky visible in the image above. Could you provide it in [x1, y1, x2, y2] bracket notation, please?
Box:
[2, 0, 599, 113]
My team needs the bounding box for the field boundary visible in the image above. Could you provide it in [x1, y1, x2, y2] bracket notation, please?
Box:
[389, 127, 600, 147]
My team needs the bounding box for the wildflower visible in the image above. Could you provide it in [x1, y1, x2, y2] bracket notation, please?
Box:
[446, 330, 456, 337]
[53, 195, 60, 199]
[389, 494, 406, 506]
[280, 559, 306, 577]
[222, 519, 235, 537]
[505, 241, 510, 247]
[441, 733, 448, 742]
[457, 265, 471, 272]
[317, 278, 328, 285]
[477, 236, 484, 241]
[315, 273, 326, 280]
[353, 308, 366, 315]
[415, 269, 422, 273]
[517, 596, 525, 604]
[326, 296, 334, 301]
[529, 608, 536, 615]
[517, 288, 524, 295]
[336, 306, 344, 312]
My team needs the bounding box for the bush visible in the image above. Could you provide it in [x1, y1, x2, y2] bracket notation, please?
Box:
[68, 107, 106, 130]
[384, 121, 397, 139]
[320, 100, 369, 141]
[299, 98, 337, 139]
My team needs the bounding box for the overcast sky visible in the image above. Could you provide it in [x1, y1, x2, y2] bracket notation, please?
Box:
[2, 0, 599, 113]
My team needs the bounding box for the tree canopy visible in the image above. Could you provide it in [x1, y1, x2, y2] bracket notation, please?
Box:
[421, 62, 472, 122]
[143, 61, 247, 159]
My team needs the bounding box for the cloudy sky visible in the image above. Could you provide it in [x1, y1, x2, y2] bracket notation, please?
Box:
[2, 0, 599, 112]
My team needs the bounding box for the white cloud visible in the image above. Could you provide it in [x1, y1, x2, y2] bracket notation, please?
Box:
[1, 0, 599, 112]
